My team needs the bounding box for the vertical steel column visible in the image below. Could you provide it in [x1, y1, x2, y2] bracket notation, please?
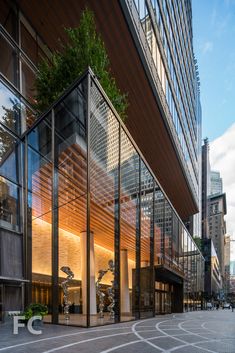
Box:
[86, 73, 91, 327]
[114, 123, 121, 323]
[51, 108, 59, 324]
[150, 180, 155, 317]
[135, 157, 141, 319]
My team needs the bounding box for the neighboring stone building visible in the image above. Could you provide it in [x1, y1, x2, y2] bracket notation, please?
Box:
[202, 238, 222, 300]
[208, 193, 227, 279]
[224, 235, 230, 296]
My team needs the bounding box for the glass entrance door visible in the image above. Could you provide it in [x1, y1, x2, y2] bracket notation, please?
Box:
[155, 281, 172, 315]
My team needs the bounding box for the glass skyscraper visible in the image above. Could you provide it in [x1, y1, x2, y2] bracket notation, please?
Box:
[0, 0, 204, 325]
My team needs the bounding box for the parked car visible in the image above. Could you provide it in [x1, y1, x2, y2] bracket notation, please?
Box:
[223, 303, 230, 309]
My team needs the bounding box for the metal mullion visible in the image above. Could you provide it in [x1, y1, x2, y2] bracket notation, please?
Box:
[51, 108, 59, 324]
[135, 156, 141, 319]
[86, 73, 91, 327]
[114, 122, 121, 323]
[151, 180, 155, 317]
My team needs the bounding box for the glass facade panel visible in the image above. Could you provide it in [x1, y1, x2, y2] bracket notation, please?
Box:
[154, 187, 164, 265]
[0, 176, 19, 231]
[89, 82, 119, 325]
[28, 116, 52, 161]
[0, 33, 18, 87]
[55, 82, 87, 326]
[183, 230, 188, 310]
[28, 125, 53, 322]
[164, 199, 172, 267]
[120, 129, 139, 321]
[23, 71, 204, 326]
[172, 212, 179, 269]
[0, 0, 18, 41]
[0, 81, 20, 135]
[21, 58, 36, 104]
[20, 23, 38, 64]
[0, 124, 20, 183]
[178, 223, 184, 272]
[140, 161, 154, 318]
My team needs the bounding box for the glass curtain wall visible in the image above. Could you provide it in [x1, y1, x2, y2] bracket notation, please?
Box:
[55, 81, 87, 326]
[27, 114, 53, 322]
[154, 187, 165, 266]
[89, 81, 119, 326]
[120, 130, 139, 322]
[25, 70, 204, 326]
[140, 161, 154, 318]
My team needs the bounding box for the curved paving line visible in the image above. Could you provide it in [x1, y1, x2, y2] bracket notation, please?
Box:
[131, 319, 165, 351]
[0, 326, 132, 352]
[42, 332, 134, 353]
[155, 318, 216, 352]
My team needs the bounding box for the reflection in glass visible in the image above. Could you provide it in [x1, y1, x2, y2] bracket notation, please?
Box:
[0, 176, 19, 230]
[154, 187, 165, 265]
[0, 0, 18, 41]
[0, 34, 18, 87]
[20, 23, 38, 64]
[0, 124, 20, 183]
[140, 161, 153, 318]
[55, 83, 87, 326]
[21, 58, 36, 104]
[164, 200, 172, 267]
[120, 129, 139, 321]
[0, 82, 20, 134]
[28, 146, 52, 322]
[28, 114, 52, 160]
[89, 83, 119, 325]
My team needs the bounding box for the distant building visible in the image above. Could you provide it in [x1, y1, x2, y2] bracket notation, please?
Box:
[208, 193, 227, 278]
[230, 261, 235, 276]
[229, 276, 235, 295]
[224, 235, 231, 296]
[210, 171, 223, 196]
[202, 238, 222, 300]
[201, 139, 210, 239]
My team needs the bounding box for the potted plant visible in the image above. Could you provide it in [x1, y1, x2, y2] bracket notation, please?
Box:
[23, 303, 48, 326]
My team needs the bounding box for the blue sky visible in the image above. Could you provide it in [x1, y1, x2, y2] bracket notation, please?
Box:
[192, 0, 235, 141]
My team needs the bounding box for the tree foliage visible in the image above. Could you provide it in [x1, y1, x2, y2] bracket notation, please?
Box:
[193, 236, 202, 251]
[35, 9, 128, 120]
[0, 99, 19, 162]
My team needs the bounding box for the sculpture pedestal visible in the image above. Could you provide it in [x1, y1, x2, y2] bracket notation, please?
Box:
[120, 249, 130, 314]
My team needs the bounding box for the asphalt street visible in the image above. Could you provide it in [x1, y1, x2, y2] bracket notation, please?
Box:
[1, 310, 235, 353]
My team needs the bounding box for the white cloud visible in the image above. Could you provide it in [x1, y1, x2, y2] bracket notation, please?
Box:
[211, 8, 217, 26]
[201, 41, 213, 54]
[210, 123, 235, 258]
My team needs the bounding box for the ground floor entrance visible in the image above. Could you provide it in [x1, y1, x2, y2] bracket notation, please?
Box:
[155, 282, 172, 314]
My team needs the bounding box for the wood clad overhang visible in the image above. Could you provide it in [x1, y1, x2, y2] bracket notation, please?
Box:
[18, 0, 198, 220]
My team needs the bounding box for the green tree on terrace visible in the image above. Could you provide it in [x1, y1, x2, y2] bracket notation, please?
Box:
[35, 9, 128, 120]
